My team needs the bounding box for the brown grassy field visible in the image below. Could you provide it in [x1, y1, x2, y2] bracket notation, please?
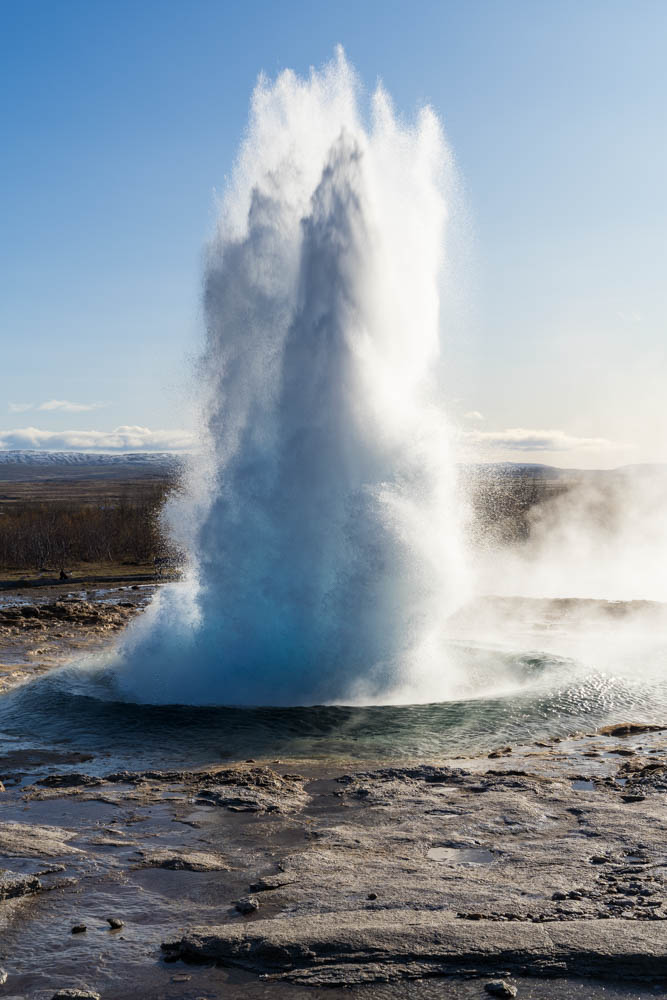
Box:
[0, 461, 180, 582]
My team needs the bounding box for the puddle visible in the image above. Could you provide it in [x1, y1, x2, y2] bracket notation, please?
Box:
[571, 780, 596, 791]
[427, 847, 496, 864]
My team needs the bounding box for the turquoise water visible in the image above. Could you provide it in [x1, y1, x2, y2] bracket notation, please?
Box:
[1, 595, 665, 772]
[1, 642, 664, 772]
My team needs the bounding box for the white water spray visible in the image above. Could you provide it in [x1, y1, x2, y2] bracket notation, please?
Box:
[112, 50, 469, 706]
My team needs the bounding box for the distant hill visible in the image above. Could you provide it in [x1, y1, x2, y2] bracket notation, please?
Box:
[461, 462, 568, 479]
[463, 461, 667, 480]
[0, 451, 183, 484]
[0, 450, 182, 467]
[1, 450, 664, 485]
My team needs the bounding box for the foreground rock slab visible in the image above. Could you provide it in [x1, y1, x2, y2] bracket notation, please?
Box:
[0, 720, 664, 994]
[160, 732, 667, 987]
[170, 912, 667, 985]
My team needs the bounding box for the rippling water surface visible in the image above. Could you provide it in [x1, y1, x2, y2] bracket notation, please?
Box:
[2, 597, 665, 772]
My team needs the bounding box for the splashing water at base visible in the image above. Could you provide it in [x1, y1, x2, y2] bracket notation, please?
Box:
[3, 596, 667, 769]
[107, 49, 469, 706]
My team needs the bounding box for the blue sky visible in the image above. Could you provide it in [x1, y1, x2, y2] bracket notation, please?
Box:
[1, 0, 665, 466]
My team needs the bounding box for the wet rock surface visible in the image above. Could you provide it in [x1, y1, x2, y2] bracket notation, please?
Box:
[0, 585, 153, 692]
[0, 597, 142, 662]
[51, 990, 101, 1000]
[193, 766, 310, 814]
[0, 598, 135, 630]
[0, 583, 664, 999]
[0, 732, 663, 995]
[172, 914, 667, 985]
[0, 821, 81, 858]
[598, 722, 666, 738]
[24, 764, 310, 816]
[485, 982, 518, 997]
[137, 848, 229, 872]
[0, 871, 41, 901]
[162, 734, 667, 987]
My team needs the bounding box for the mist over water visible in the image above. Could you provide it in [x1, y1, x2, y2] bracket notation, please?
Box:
[111, 50, 469, 707]
[473, 466, 667, 603]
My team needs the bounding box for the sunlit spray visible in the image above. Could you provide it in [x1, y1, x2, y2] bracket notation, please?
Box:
[112, 49, 470, 706]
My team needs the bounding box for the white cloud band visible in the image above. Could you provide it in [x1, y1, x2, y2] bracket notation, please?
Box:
[38, 399, 107, 413]
[0, 426, 194, 452]
[462, 427, 616, 453]
[7, 400, 108, 414]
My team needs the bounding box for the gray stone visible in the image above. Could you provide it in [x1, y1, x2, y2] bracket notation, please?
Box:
[195, 768, 309, 814]
[0, 821, 80, 857]
[235, 896, 259, 914]
[0, 871, 41, 901]
[52, 991, 101, 1000]
[485, 982, 518, 998]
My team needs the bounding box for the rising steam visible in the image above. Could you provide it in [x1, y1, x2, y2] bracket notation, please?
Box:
[474, 466, 667, 602]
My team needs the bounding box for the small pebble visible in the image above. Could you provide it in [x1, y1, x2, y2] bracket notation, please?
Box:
[367, 892, 377, 900]
[106, 917, 124, 929]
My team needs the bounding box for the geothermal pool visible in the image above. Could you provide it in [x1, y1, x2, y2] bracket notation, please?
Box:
[1, 594, 665, 774]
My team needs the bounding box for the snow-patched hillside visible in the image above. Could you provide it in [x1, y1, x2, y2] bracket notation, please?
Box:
[0, 451, 182, 467]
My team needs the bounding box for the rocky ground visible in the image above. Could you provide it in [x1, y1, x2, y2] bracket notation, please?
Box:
[0, 587, 153, 693]
[0, 588, 665, 998]
[0, 722, 664, 998]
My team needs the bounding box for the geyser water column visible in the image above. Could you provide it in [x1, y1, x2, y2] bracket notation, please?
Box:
[114, 49, 469, 706]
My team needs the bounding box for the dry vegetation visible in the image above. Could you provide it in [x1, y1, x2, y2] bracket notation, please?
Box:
[465, 469, 570, 546]
[0, 467, 179, 576]
[0, 489, 173, 572]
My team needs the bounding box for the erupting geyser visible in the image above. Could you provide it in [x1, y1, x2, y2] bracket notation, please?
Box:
[113, 49, 469, 706]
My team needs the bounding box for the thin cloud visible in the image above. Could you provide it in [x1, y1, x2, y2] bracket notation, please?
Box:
[8, 402, 34, 413]
[463, 410, 484, 422]
[0, 426, 194, 452]
[37, 399, 108, 413]
[462, 427, 617, 453]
